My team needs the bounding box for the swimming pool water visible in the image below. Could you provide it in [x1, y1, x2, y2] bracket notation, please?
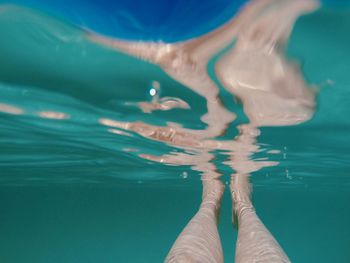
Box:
[0, 1, 349, 262]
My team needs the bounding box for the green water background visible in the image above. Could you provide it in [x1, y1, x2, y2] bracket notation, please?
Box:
[0, 5, 349, 263]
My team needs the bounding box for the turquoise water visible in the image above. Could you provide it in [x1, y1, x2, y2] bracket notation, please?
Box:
[0, 2, 350, 263]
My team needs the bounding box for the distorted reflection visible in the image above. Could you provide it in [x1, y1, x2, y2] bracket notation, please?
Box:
[137, 80, 191, 113]
[93, 0, 319, 262]
[138, 96, 190, 114]
[37, 111, 69, 120]
[0, 103, 23, 115]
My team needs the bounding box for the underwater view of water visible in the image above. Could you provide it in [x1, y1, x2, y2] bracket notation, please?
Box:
[0, 0, 349, 262]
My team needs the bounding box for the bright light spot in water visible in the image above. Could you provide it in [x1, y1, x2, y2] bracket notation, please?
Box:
[108, 128, 133, 137]
[149, 88, 157, 97]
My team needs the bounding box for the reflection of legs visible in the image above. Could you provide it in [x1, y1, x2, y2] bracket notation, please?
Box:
[165, 178, 224, 263]
[231, 174, 291, 263]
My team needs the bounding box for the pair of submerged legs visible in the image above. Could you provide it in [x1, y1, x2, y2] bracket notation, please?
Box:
[165, 174, 290, 263]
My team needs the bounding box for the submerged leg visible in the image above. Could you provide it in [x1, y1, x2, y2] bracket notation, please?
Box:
[165, 178, 224, 263]
[231, 173, 291, 263]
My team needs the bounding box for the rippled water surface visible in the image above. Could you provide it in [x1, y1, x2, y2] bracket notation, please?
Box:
[0, 1, 350, 262]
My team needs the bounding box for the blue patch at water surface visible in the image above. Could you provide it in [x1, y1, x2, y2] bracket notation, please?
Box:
[1, 0, 349, 41]
[0, 0, 248, 41]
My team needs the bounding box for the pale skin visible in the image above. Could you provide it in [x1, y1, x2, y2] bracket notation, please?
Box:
[165, 177, 224, 263]
[165, 173, 291, 263]
[163, 124, 290, 263]
[231, 174, 291, 263]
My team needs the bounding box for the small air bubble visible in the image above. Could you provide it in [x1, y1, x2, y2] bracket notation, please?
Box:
[181, 171, 188, 179]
